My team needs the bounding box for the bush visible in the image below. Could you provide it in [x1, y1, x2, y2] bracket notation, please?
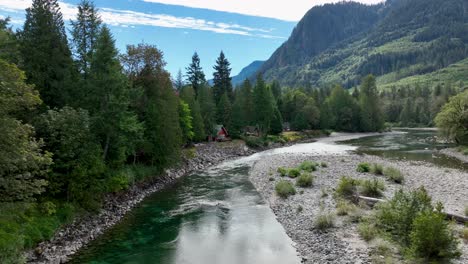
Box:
[314, 213, 335, 230]
[383, 167, 404, 183]
[358, 221, 378, 242]
[296, 173, 314, 187]
[409, 209, 460, 261]
[244, 136, 264, 148]
[370, 163, 384, 175]
[320, 162, 328, 168]
[277, 167, 288, 177]
[275, 180, 296, 198]
[39, 201, 57, 216]
[375, 188, 433, 245]
[335, 176, 359, 199]
[336, 200, 356, 216]
[297, 205, 303, 213]
[287, 168, 301, 178]
[298, 161, 317, 172]
[357, 162, 371, 173]
[359, 178, 385, 198]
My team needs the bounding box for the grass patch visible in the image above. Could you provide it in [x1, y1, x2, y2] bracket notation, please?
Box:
[275, 180, 296, 198]
[277, 167, 288, 177]
[296, 173, 314, 187]
[314, 213, 335, 230]
[298, 161, 317, 172]
[357, 162, 371, 173]
[320, 162, 328, 168]
[335, 176, 359, 199]
[358, 221, 378, 242]
[370, 163, 384, 175]
[287, 168, 301, 178]
[383, 167, 404, 184]
[359, 178, 385, 198]
[336, 200, 357, 216]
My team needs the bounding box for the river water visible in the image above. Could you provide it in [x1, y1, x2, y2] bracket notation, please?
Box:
[71, 130, 462, 263]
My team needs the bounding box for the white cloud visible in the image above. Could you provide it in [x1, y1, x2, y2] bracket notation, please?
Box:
[0, 0, 283, 38]
[142, 0, 384, 21]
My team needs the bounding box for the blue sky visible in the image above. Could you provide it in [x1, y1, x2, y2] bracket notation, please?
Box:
[0, 0, 382, 78]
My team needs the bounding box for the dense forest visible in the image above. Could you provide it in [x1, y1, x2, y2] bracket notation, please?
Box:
[258, 0, 468, 89]
[0, 0, 467, 263]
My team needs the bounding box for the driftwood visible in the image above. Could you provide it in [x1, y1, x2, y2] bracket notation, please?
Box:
[357, 196, 468, 224]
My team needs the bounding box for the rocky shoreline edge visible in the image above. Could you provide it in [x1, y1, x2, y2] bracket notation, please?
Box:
[27, 142, 261, 264]
[249, 147, 468, 263]
[440, 148, 468, 163]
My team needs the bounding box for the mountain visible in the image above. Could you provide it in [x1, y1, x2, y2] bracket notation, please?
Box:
[231, 60, 264, 86]
[257, 0, 468, 89]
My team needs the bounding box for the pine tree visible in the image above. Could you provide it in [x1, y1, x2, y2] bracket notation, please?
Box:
[20, 0, 77, 107]
[213, 51, 233, 103]
[186, 52, 205, 96]
[174, 69, 184, 91]
[217, 92, 232, 128]
[71, 0, 102, 79]
[180, 86, 205, 141]
[327, 85, 360, 132]
[359, 75, 384, 132]
[178, 100, 194, 144]
[89, 26, 143, 166]
[253, 74, 275, 135]
[239, 79, 255, 125]
[198, 84, 216, 136]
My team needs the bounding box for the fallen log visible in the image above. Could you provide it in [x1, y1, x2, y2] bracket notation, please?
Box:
[357, 196, 468, 224]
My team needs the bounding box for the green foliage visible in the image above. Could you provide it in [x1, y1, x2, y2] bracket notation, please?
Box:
[435, 90, 468, 145]
[298, 161, 317, 172]
[277, 167, 288, 177]
[375, 188, 433, 245]
[179, 86, 205, 141]
[357, 162, 371, 173]
[296, 173, 314, 187]
[185, 52, 205, 96]
[370, 163, 384, 175]
[178, 100, 194, 143]
[314, 213, 335, 230]
[335, 176, 359, 199]
[358, 221, 378, 242]
[409, 209, 460, 261]
[217, 92, 232, 128]
[320, 162, 328, 168]
[275, 180, 296, 198]
[359, 75, 384, 132]
[327, 85, 361, 132]
[359, 178, 385, 198]
[253, 74, 279, 135]
[287, 168, 301, 178]
[197, 85, 216, 137]
[383, 167, 404, 183]
[213, 51, 233, 103]
[244, 136, 264, 148]
[336, 200, 357, 216]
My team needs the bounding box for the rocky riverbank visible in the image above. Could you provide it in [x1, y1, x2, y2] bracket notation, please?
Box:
[249, 139, 468, 263]
[28, 142, 257, 264]
[440, 148, 468, 163]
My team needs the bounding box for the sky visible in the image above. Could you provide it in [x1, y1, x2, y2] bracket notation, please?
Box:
[0, 0, 383, 79]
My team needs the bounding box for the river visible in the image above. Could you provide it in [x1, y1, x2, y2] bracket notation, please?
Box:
[71, 129, 463, 263]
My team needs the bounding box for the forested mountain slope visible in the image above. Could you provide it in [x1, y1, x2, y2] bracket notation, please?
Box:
[258, 0, 468, 88]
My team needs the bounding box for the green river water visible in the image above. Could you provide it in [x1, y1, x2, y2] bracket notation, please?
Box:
[71, 130, 465, 264]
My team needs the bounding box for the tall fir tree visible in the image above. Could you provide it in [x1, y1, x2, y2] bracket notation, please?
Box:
[198, 84, 216, 136]
[217, 92, 232, 128]
[359, 75, 384, 132]
[212, 51, 233, 103]
[186, 52, 205, 96]
[180, 86, 205, 141]
[89, 26, 143, 166]
[20, 0, 77, 107]
[239, 79, 255, 126]
[71, 0, 102, 79]
[174, 69, 184, 91]
[253, 74, 276, 135]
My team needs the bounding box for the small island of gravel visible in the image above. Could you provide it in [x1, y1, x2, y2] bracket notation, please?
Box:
[249, 133, 468, 264]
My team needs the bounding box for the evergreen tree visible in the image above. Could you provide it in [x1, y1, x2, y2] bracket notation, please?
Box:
[186, 52, 205, 96]
[180, 86, 205, 141]
[239, 79, 255, 126]
[174, 69, 184, 91]
[217, 92, 232, 128]
[198, 84, 216, 136]
[88, 26, 143, 166]
[178, 100, 194, 144]
[270, 107, 283, 134]
[230, 92, 244, 138]
[359, 75, 384, 132]
[20, 0, 77, 107]
[327, 85, 360, 132]
[400, 98, 413, 126]
[71, 0, 102, 79]
[253, 74, 275, 135]
[0, 18, 20, 64]
[212, 51, 233, 103]
[122, 43, 182, 167]
[0, 59, 51, 202]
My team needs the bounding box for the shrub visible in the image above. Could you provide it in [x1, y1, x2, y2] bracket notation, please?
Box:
[409, 209, 460, 260]
[297, 205, 303, 213]
[370, 163, 384, 175]
[275, 181, 296, 198]
[314, 213, 335, 230]
[287, 168, 301, 178]
[359, 178, 385, 198]
[296, 173, 314, 187]
[335, 176, 359, 199]
[358, 221, 378, 242]
[336, 200, 356, 216]
[268, 177, 274, 182]
[357, 162, 371, 173]
[298, 161, 317, 172]
[244, 136, 264, 148]
[320, 162, 328, 168]
[375, 188, 433, 245]
[40, 201, 57, 216]
[277, 167, 288, 177]
[321, 188, 328, 198]
[383, 167, 404, 183]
